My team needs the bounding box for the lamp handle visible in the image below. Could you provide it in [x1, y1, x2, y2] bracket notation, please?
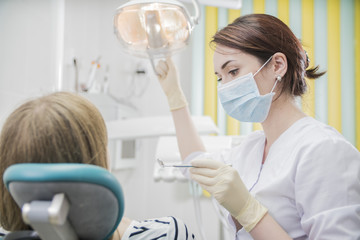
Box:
[149, 57, 161, 76]
[190, 0, 200, 25]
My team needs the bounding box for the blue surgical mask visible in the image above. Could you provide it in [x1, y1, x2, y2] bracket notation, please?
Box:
[217, 56, 279, 123]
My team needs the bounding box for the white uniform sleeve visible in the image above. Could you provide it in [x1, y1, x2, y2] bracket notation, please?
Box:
[295, 138, 360, 239]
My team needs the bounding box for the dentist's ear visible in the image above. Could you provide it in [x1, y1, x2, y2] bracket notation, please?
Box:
[272, 52, 287, 78]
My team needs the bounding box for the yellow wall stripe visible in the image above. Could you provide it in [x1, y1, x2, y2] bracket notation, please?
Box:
[327, 0, 342, 132]
[278, 0, 289, 25]
[228, 9, 241, 23]
[226, 9, 241, 135]
[302, 0, 315, 117]
[355, 0, 360, 149]
[226, 116, 241, 135]
[253, 0, 265, 13]
[204, 7, 218, 123]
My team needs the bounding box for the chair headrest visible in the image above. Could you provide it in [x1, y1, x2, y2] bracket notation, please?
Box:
[3, 163, 125, 240]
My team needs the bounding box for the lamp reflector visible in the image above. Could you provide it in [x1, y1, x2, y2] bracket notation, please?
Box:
[114, 0, 193, 58]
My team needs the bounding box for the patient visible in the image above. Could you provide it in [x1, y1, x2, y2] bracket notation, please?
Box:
[0, 92, 195, 240]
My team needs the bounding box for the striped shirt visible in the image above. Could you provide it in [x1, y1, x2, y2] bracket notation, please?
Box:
[121, 216, 196, 240]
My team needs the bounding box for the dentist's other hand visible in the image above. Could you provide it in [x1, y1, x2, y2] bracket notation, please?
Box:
[156, 58, 187, 111]
[190, 159, 268, 232]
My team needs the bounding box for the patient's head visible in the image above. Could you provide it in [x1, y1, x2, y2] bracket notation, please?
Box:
[0, 91, 109, 231]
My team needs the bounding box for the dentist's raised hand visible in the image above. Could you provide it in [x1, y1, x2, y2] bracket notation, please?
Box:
[190, 159, 268, 232]
[155, 58, 188, 111]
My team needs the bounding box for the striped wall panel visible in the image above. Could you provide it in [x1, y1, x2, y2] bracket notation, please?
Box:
[203, 7, 218, 123]
[302, 0, 316, 117]
[327, 0, 342, 133]
[278, 0, 289, 24]
[314, 0, 328, 124]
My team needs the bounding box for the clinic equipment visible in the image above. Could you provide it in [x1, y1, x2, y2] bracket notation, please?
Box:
[3, 163, 125, 240]
[113, 0, 200, 72]
[81, 56, 101, 92]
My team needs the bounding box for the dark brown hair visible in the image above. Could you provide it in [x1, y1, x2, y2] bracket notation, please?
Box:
[211, 13, 325, 97]
[0, 92, 108, 231]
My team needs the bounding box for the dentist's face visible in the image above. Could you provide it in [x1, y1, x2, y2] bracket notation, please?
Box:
[213, 45, 273, 95]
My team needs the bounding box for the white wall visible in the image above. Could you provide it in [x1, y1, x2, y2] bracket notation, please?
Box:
[0, 0, 223, 239]
[0, 0, 60, 125]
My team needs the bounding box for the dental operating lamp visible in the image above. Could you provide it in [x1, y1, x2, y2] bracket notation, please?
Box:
[181, 0, 242, 9]
[113, 0, 200, 73]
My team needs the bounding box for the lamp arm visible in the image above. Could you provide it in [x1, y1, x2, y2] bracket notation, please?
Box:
[190, 0, 200, 25]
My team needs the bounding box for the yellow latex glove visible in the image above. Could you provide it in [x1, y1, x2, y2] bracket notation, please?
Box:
[190, 159, 268, 232]
[155, 58, 188, 111]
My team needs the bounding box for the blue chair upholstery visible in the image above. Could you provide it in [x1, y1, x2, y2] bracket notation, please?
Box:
[3, 163, 125, 240]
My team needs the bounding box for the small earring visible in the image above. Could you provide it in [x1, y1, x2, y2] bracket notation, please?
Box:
[276, 75, 282, 81]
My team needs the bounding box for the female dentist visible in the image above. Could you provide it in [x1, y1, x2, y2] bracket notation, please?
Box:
[156, 14, 360, 239]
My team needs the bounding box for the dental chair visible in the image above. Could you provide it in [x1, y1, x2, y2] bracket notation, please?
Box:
[2, 163, 125, 240]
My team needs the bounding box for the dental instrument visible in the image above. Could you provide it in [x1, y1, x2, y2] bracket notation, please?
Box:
[157, 158, 194, 168]
[157, 158, 232, 168]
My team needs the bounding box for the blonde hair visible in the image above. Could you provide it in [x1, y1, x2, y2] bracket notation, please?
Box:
[0, 92, 108, 231]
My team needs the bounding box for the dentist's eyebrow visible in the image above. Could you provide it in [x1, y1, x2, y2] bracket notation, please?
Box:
[214, 60, 235, 74]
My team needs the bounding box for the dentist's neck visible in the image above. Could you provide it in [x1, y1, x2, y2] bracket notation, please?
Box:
[261, 94, 306, 150]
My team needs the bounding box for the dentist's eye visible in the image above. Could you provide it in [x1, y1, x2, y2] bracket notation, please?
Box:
[229, 69, 239, 77]
[217, 77, 222, 82]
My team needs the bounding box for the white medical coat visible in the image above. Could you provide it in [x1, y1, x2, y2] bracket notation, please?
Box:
[184, 117, 360, 240]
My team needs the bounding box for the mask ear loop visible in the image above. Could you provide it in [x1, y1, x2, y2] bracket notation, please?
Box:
[254, 55, 274, 77]
[270, 75, 282, 93]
